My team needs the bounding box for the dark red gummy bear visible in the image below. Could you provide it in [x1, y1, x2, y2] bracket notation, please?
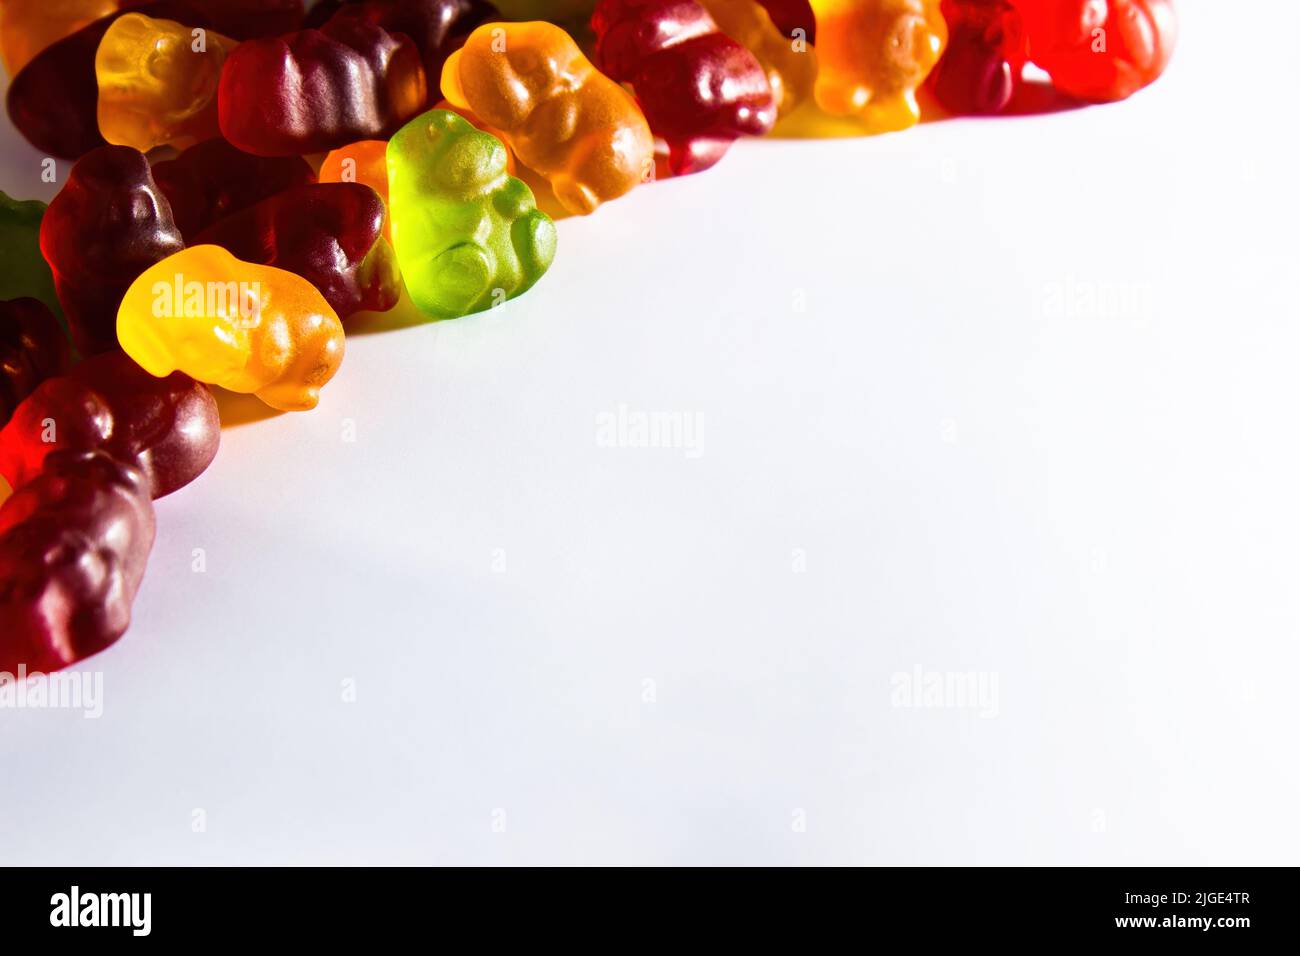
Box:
[325, 0, 499, 107]
[217, 15, 429, 156]
[1, 299, 73, 429]
[931, 0, 1028, 115]
[5, 2, 207, 159]
[152, 139, 317, 244]
[6, 2, 308, 159]
[0, 450, 155, 673]
[0, 351, 220, 500]
[592, 0, 777, 176]
[193, 183, 401, 320]
[39, 146, 184, 357]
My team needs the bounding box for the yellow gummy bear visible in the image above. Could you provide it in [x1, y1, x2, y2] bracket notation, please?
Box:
[95, 13, 237, 153]
[117, 246, 345, 412]
[808, 0, 947, 131]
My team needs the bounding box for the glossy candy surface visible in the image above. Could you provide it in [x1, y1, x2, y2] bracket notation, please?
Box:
[0, 192, 61, 319]
[319, 140, 392, 220]
[0, 0, 125, 80]
[387, 109, 556, 318]
[0, 0, 120, 77]
[809, 0, 947, 131]
[0, 350, 220, 499]
[40, 145, 184, 357]
[217, 16, 428, 155]
[151, 138, 317, 243]
[434, 101, 518, 175]
[95, 12, 237, 153]
[0, 451, 155, 672]
[324, 0, 497, 106]
[697, 0, 817, 118]
[931, 0, 1025, 114]
[593, 0, 776, 176]
[1016, 0, 1176, 103]
[117, 246, 346, 412]
[193, 183, 401, 320]
[0, 299, 73, 429]
[5, 2, 207, 159]
[441, 21, 654, 215]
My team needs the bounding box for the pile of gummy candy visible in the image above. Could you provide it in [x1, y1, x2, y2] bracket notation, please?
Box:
[0, 0, 1176, 672]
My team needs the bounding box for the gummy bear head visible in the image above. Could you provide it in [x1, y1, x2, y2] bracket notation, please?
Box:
[95, 13, 230, 141]
[444, 22, 592, 131]
[44, 145, 184, 280]
[391, 109, 508, 197]
[874, 0, 947, 91]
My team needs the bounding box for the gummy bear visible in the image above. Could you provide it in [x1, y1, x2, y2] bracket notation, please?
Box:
[930, 0, 1026, 115]
[592, 0, 776, 176]
[117, 245, 346, 412]
[322, 0, 497, 107]
[95, 12, 237, 153]
[441, 21, 654, 215]
[0, 192, 62, 320]
[387, 109, 557, 318]
[808, 0, 947, 131]
[696, 0, 817, 118]
[192, 183, 402, 320]
[40, 145, 185, 356]
[0, 350, 220, 499]
[5, 1, 217, 159]
[217, 16, 428, 156]
[151, 138, 317, 244]
[0, 0, 119, 77]
[0, 450, 155, 673]
[1016, 0, 1176, 103]
[0, 299, 73, 429]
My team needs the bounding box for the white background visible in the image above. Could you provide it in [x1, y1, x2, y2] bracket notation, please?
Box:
[2, 2, 1298, 865]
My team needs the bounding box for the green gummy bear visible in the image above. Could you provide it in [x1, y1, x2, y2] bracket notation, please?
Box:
[387, 109, 557, 319]
[0, 191, 62, 320]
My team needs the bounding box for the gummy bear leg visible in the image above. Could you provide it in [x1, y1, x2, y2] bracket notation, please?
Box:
[551, 176, 601, 217]
[859, 93, 921, 133]
[512, 211, 558, 291]
[412, 242, 494, 319]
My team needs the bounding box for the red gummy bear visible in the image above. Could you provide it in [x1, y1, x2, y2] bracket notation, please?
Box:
[932, 0, 1027, 115]
[217, 15, 429, 155]
[1, 298, 73, 429]
[40, 146, 184, 356]
[592, 0, 777, 176]
[192, 183, 401, 320]
[151, 138, 317, 244]
[1017, 0, 1177, 103]
[0, 351, 220, 500]
[325, 0, 498, 107]
[0, 450, 155, 673]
